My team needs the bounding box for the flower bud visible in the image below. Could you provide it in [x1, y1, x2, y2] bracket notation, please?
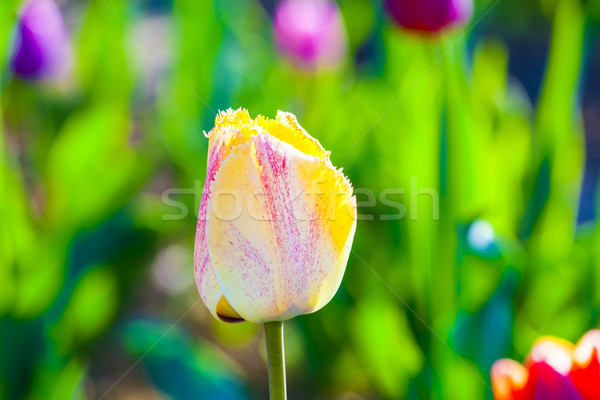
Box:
[194, 109, 357, 323]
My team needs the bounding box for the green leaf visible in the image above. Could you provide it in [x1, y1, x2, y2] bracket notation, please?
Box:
[529, 0, 586, 265]
[27, 358, 87, 400]
[77, 0, 133, 101]
[45, 104, 148, 232]
[51, 266, 119, 349]
[157, 0, 220, 175]
[438, 357, 485, 400]
[351, 296, 424, 398]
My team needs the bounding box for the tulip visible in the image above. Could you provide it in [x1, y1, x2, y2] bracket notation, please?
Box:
[273, 0, 347, 71]
[491, 330, 600, 400]
[10, 0, 73, 81]
[194, 108, 357, 398]
[385, 0, 473, 33]
[194, 107, 357, 323]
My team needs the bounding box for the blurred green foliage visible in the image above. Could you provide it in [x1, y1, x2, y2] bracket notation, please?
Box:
[1, 0, 599, 399]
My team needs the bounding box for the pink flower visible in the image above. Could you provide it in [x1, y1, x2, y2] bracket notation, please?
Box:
[273, 0, 347, 71]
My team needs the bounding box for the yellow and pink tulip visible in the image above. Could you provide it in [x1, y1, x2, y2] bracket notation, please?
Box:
[194, 108, 357, 324]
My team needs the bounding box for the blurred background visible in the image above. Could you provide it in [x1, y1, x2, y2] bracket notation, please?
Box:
[1, 0, 599, 398]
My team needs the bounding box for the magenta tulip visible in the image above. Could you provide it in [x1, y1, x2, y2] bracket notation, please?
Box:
[386, 0, 473, 33]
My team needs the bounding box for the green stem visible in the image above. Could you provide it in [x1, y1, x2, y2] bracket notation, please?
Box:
[264, 321, 286, 400]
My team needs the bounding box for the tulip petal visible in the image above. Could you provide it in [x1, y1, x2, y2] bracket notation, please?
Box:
[254, 111, 329, 160]
[491, 359, 530, 400]
[525, 338, 583, 400]
[571, 330, 600, 400]
[528, 362, 583, 400]
[214, 108, 253, 130]
[526, 337, 575, 375]
[205, 133, 356, 323]
[194, 112, 255, 322]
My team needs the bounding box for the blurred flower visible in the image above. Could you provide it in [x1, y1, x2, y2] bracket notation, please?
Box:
[194, 108, 357, 323]
[385, 0, 473, 33]
[152, 245, 193, 294]
[491, 330, 600, 400]
[273, 0, 347, 71]
[10, 0, 73, 81]
[467, 219, 495, 252]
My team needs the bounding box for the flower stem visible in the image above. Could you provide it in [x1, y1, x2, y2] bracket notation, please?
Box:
[264, 321, 286, 400]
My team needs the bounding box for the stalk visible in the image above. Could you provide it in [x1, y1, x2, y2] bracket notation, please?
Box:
[264, 321, 286, 400]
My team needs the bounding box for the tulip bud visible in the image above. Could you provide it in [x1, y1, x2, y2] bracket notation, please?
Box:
[10, 0, 73, 81]
[385, 0, 473, 33]
[194, 108, 357, 324]
[273, 0, 347, 71]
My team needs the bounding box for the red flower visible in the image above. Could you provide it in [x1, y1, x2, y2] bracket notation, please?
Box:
[491, 330, 600, 400]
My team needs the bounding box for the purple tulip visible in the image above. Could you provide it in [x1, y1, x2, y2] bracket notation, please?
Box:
[273, 0, 347, 71]
[386, 0, 473, 33]
[10, 0, 73, 81]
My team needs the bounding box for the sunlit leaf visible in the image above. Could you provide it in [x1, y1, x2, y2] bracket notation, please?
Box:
[351, 296, 423, 398]
[45, 104, 148, 231]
